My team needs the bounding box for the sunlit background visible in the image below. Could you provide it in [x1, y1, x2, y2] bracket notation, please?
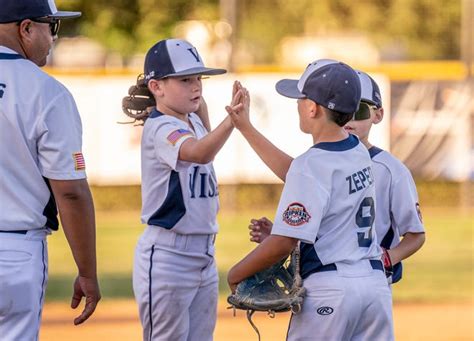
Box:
[38, 1, 473, 340]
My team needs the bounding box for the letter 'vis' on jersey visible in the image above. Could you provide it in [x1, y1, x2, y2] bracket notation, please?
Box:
[189, 166, 218, 199]
[282, 202, 311, 226]
[187, 48, 200, 62]
[346, 166, 373, 195]
[0, 83, 6, 98]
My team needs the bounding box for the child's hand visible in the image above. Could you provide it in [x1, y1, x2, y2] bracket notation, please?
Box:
[195, 96, 208, 118]
[248, 217, 273, 243]
[226, 82, 251, 131]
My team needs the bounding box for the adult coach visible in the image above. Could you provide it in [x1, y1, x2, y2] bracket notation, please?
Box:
[0, 0, 100, 339]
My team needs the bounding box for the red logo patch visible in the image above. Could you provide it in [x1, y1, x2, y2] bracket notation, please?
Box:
[282, 202, 311, 226]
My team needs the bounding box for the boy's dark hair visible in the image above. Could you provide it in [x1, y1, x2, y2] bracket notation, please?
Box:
[322, 106, 353, 126]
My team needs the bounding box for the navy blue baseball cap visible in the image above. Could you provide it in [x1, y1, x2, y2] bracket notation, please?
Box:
[357, 70, 382, 108]
[144, 39, 227, 83]
[276, 59, 362, 115]
[0, 0, 81, 23]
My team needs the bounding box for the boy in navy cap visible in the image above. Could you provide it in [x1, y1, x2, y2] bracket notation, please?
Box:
[344, 71, 425, 286]
[132, 38, 242, 341]
[227, 59, 394, 340]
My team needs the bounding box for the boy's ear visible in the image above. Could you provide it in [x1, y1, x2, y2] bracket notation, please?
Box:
[147, 79, 164, 97]
[309, 101, 319, 118]
[373, 107, 384, 124]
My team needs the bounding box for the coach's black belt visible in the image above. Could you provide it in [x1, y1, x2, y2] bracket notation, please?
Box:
[0, 230, 28, 234]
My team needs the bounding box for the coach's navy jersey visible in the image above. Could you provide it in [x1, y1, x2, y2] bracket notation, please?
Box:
[0, 46, 86, 231]
[271, 135, 381, 276]
[369, 146, 425, 283]
[141, 109, 219, 235]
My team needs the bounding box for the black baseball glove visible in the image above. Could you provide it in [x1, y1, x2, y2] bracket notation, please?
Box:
[227, 248, 306, 340]
[121, 74, 156, 124]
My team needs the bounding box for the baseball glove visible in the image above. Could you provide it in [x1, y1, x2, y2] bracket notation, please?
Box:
[227, 247, 305, 341]
[121, 74, 156, 124]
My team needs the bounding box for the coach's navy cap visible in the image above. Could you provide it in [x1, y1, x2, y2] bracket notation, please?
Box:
[144, 39, 227, 83]
[357, 70, 382, 108]
[276, 59, 361, 115]
[0, 0, 81, 23]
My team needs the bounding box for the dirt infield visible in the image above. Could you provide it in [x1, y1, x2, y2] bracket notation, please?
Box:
[39, 300, 473, 340]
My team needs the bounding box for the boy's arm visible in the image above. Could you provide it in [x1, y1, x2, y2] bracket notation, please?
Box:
[178, 82, 242, 164]
[195, 97, 211, 132]
[386, 232, 425, 265]
[227, 235, 298, 292]
[179, 116, 234, 164]
[226, 87, 293, 181]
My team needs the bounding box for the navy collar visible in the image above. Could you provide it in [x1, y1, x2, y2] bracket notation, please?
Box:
[149, 108, 164, 119]
[0, 52, 24, 60]
[369, 146, 384, 158]
[312, 134, 359, 151]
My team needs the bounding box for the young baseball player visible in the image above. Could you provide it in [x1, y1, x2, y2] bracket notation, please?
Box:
[132, 38, 242, 341]
[0, 0, 100, 339]
[227, 60, 394, 340]
[344, 70, 425, 283]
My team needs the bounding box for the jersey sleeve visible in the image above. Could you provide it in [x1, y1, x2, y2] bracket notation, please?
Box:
[153, 121, 195, 171]
[390, 167, 425, 236]
[36, 89, 86, 180]
[271, 165, 330, 244]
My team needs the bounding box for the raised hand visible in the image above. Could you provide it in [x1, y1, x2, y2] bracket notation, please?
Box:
[248, 217, 273, 243]
[226, 82, 251, 131]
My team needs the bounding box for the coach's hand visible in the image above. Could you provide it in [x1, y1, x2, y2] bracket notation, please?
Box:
[249, 217, 273, 243]
[71, 275, 101, 325]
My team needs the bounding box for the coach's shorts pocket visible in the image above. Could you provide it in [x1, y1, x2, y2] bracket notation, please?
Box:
[0, 250, 32, 263]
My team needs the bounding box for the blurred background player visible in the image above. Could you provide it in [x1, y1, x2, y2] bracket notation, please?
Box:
[131, 38, 242, 340]
[227, 59, 394, 340]
[0, 0, 101, 339]
[343, 70, 425, 283]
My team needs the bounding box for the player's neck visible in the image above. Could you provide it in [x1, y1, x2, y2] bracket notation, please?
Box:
[311, 125, 349, 144]
[156, 103, 189, 123]
[360, 138, 373, 149]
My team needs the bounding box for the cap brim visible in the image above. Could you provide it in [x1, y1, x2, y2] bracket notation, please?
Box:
[166, 67, 227, 78]
[275, 79, 306, 99]
[47, 11, 82, 19]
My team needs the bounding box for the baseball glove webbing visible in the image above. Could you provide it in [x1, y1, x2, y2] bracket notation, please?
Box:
[227, 246, 306, 341]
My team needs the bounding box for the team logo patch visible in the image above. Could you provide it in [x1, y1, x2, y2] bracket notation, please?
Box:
[73, 152, 85, 171]
[282, 202, 311, 226]
[317, 306, 334, 315]
[416, 202, 423, 223]
[167, 129, 193, 145]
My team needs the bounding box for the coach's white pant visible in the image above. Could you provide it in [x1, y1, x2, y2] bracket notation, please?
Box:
[287, 261, 394, 341]
[133, 226, 218, 341]
[0, 230, 48, 341]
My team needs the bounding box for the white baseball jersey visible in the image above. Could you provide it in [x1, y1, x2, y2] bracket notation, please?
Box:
[0, 45, 85, 341]
[272, 134, 381, 276]
[272, 135, 394, 341]
[369, 146, 425, 283]
[0, 46, 86, 231]
[140, 108, 219, 235]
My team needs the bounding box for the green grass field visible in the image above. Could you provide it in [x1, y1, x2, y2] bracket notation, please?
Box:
[46, 207, 473, 303]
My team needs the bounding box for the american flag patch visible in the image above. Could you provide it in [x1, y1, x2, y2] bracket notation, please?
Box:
[167, 129, 193, 145]
[73, 152, 86, 171]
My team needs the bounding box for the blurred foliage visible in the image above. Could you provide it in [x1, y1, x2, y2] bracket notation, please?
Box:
[55, 0, 461, 63]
